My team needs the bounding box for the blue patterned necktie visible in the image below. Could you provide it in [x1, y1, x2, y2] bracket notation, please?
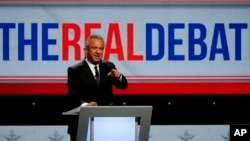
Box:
[94, 65, 100, 85]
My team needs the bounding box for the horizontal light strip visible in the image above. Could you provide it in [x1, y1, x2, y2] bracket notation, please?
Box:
[1, 76, 250, 83]
[1, 82, 250, 95]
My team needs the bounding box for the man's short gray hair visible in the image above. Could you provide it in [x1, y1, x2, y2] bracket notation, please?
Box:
[85, 34, 104, 48]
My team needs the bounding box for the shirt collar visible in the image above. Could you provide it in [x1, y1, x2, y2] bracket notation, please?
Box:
[85, 59, 99, 68]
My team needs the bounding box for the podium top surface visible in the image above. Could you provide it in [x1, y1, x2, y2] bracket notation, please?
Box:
[63, 105, 153, 116]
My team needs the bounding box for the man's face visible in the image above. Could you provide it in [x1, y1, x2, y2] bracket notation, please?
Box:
[85, 38, 104, 64]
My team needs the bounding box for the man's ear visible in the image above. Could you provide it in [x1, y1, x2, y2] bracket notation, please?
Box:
[84, 47, 87, 58]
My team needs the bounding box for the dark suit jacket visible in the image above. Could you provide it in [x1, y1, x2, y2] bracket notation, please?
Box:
[66, 59, 128, 137]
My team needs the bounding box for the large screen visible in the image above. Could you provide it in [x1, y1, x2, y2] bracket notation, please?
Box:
[1, 0, 250, 95]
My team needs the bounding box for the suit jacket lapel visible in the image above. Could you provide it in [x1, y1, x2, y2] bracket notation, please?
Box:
[80, 60, 98, 85]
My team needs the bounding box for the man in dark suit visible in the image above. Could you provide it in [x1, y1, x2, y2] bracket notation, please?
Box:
[66, 34, 128, 141]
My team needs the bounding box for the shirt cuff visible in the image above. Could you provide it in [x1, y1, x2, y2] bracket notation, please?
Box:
[117, 74, 122, 82]
[81, 102, 88, 107]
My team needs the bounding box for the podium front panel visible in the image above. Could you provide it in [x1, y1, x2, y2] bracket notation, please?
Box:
[77, 106, 152, 141]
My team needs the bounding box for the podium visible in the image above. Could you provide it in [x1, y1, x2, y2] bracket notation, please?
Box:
[65, 106, 152, 141]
